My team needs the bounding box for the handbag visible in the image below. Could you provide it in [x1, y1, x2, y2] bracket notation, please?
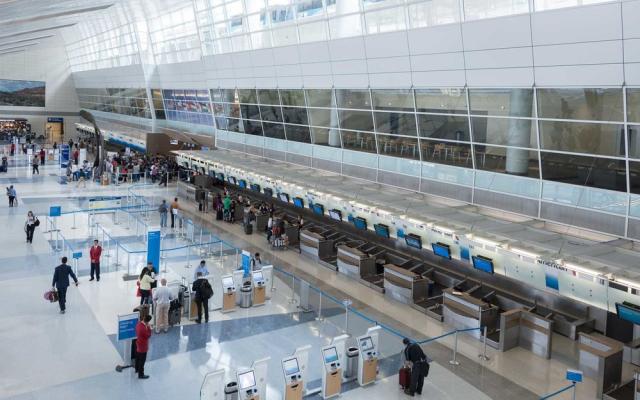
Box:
[136, 281, 141, 297]
[34, 218, 40, 227]
[44, 289, 58, 303]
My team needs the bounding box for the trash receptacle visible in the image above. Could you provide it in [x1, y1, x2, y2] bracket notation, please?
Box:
[345, 347, 359, 379]
[240, 283, 252, 308]
[224, 382, 238, 400]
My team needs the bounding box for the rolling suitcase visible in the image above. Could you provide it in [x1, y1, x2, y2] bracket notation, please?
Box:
[168, 299, 181, 326]
[244, 223, 253, 235]
[216, 209, 223, 220]
[399, 366, 411, 390]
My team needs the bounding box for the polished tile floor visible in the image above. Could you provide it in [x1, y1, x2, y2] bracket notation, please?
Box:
[0, 164, 619, 400]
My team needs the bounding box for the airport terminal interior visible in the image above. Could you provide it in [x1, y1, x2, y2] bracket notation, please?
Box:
[5, 1, 640, 399]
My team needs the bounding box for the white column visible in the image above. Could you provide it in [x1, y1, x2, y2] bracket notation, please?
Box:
[506, 90, 533, 175]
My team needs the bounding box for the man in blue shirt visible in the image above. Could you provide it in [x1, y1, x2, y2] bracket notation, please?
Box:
[193, 260, 209, 281]
[52, 256, 79, 314]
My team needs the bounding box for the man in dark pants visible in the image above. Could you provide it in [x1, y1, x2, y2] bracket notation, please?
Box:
[403, 337, 428, 396]
[192, 272, 211, 323]
[52, 256, 79, 314]
[134, 314, 152, 379]
[89, 239, 102, 281]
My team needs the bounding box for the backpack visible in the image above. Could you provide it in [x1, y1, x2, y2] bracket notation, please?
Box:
[200, 280, 213, 300]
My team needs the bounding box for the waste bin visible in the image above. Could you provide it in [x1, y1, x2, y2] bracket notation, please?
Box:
[345, 347, 359, 379]
[240, 283, 252, 308]
[224, 382, 238, 400]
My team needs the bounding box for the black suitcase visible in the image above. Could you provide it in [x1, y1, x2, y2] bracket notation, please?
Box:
[216, 209, 223, 220]
[169, 299, 181, 326]
[244, 223, 253, 235]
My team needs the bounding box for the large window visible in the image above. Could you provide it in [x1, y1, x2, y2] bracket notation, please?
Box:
[469, 89, 534, 118]
[540, 152, 627, 192]
[537, 88, 623, 122]
[415, 88, 467, 114]
[539, 121, 624, 157]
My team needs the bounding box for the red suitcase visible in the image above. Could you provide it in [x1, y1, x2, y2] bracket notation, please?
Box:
[399, 366, 411, 389]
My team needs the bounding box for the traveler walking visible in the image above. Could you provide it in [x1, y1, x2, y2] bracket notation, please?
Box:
[7, 185, 16, 207]
[138, 267, 156, 305]
[31, 155, 39, 174]
[170, 197, 179, 228]
[192, 272, 213, 323]
[51, 256, 79, 314]
[134, 314, 152, 379]
[158, 200, 168, 228]
[152, 278, 174, 333]
[402, 338, 429, 396]
[24, 211, 38, 243]
[89, 239, 102, 281]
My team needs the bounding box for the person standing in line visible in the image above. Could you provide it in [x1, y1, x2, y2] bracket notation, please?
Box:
[31, 155, 39, 175]
[89, 239, 102, 282]
[170, 197, 179, 229]
[192, 272, 212, 324]
[138, 267, 156, 305]
[402, 338, 429, 396]
[24, 211, 38, 243]
[193, 260, 209, 281]
[158, 200, 168, 228]
[39, 148, 45, 165]
[7, 185, 16, 207]
[134, 314, 152, 379]
[51, 256, 79, 314]
[152, 278, 174, 334]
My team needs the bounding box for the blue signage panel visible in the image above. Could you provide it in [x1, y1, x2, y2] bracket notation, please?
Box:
[117, 313, 139, 341]
[242, 250, 251, 278]
[566, 369, 583, 383]
[49, 206, 61, 217]
[59, 144, 70, 168]
[47, 117, 64, 123]
[147, 230, 161, 274]
[72, 251, 82, 260]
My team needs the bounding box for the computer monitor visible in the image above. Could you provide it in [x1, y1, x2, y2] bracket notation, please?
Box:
[432, 242, 452, 259]
[359, 336, 374, 352]
[263, 187, 273, 197]
[228, 176, 237, 185]
[250, 183, 261, 192]
[293, 197, 304, 208]
[472, 255, 494, 274]
[353, 217, 367, 231]
[329, 209, 342, 221]
[616, 302, 640, 325]
[322, 347, 339, 364]
[279, 193, 290, 203]
[238, 370, 256, 390]
[238, 179, 247, 188]
[282, 358, 300, 376]
[252, 271, 264, 282]
[374, 223, 390, 238]
[313, 203, 324, 216]
[405, 234, 422, 249]
[222, 276, 234, 288]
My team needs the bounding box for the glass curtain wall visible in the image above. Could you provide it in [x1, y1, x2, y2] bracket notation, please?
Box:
[77, 88, 151, 118]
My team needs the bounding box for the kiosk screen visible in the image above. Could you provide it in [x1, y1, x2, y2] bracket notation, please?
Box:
[238, 371, 256, 389]
[353, 217, 367, 231]
[313, 203, 325, 216]
[222, 276, 234, 288]
[264, 188, 273, 197]
[238, 179, 247, 188]
[283, 358, 300, 376]
[252, 271, 264, 282]
[359, 336, 374, 352]
[374, 223, 390, 238]
[250, 183, 261, 192]
[279, 193, 290, 203]
[472, 255, 494, 274]
[405, 234, 422, 249]
[432, 242, 452, 259]
[228, 176, 237, 185]
[616, 303, 640, 325]
[323, 347, 339, 364]
[293, 197, 304, 208]
[329, 209, 342, 221]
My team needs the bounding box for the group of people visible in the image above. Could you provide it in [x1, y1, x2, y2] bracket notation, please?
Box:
[157, 198, 181, 228]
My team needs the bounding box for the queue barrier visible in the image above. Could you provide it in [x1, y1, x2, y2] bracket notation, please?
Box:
[539, 382, 576, 399]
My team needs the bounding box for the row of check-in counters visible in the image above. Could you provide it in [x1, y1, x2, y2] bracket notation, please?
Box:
[177, 176, 636, 398]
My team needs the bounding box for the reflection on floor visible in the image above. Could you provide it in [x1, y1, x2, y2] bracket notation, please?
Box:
[0, 167, 603, 399]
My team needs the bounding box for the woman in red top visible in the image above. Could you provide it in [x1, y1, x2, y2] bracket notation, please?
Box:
[135, 314, 152, 379]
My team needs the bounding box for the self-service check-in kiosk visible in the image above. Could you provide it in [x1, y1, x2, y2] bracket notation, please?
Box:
[321, 345, 342, 399]
[222, 275, 236, 312]
[357, 335, 378, 386]
[252, 270, 266, 306]
[282, 356, 303, 400]
[237, 369, 260, 400]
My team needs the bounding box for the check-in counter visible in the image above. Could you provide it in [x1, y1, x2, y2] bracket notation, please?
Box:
[383, 264, 430, 306]
[531, 305, 595, 340]
[336, 244, 375, 280]
[498, 309, 553, 358]
[603, 374, 640, 400]
[300, 226, 335, 261]
[442, 288, 499, 339]
[578, 332, 624, 398]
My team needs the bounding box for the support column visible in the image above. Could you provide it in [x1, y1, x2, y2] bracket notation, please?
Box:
[506, 90, 533, 175]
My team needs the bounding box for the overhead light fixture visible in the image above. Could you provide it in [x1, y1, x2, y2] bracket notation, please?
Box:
[0, 23, 77, 41]
[0, 4, 114, 27]
[469, 234, 500, 247]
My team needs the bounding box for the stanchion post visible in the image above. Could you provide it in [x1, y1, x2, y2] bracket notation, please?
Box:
[288, 274, 296, 304]
[72, 213, 77, 230]
[185, 244, 191, 268]
[478, 326, 490, 361]
[316, 292, 323, 321]
[344, 302, 349, 334]
[449, 330, 460, 366]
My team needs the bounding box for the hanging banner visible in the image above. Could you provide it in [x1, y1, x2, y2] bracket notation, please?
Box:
[147, 228, 161, 274]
